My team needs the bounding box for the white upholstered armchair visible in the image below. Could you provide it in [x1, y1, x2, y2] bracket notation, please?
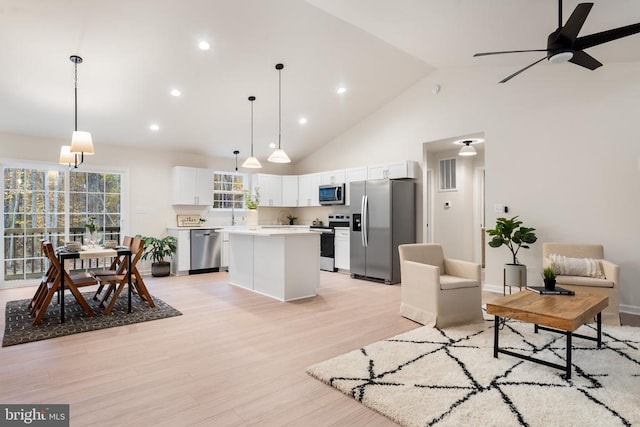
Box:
[398, 244, 483, 328]
[542, 243, 620, 326]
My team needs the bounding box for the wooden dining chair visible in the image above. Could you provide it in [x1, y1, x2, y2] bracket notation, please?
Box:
[94, 237, 147, 315]
[29, 239, 58, 315]
[31, 241, 98, 326]
[92, 235, 133, 300]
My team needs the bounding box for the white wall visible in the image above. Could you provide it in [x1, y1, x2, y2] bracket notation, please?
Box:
[295, 62, 640, 315]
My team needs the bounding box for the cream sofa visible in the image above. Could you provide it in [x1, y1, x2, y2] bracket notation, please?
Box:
[398, 244, 483, 328]
[542, 243, 620, 326]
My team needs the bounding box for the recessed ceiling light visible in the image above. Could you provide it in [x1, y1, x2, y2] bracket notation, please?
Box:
[149, 124, 160, 131]
[171, 89, 181, 97]
[269, 142, 276, 148]
[198, 41, 210, 51]
[299, 117, 307, 125]
[337, 87, 347, 94]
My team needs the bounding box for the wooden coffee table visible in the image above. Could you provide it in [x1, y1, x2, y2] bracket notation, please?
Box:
[486, 291, 608, 379]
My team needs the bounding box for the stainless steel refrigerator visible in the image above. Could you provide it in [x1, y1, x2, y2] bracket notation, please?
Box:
[350, 179, 415, 284]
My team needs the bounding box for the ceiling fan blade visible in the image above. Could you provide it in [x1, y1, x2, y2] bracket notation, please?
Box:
[499, 57, 547, 83]
[474, 49, 548, 57]
[557, 3, 593, 42]
[575, 23, 640, 50]
[569, 50, 602, 70]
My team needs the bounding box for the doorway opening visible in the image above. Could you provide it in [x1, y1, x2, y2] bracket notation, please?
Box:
[422, 133, 485, 264]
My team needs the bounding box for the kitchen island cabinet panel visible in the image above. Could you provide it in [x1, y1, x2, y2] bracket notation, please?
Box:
[227, 229, 319, 301]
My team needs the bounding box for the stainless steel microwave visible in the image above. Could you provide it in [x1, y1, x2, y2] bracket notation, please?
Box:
[319, 183, 345, 205]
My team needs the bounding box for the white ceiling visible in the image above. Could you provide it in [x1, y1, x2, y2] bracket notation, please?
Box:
[1, 0, 639, 163]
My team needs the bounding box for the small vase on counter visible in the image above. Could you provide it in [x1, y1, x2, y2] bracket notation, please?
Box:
[247, 209, 259, 230]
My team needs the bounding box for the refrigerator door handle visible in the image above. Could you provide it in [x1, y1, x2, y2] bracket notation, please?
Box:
[363, 194, 368, 247]
[360, 195, 366, 247]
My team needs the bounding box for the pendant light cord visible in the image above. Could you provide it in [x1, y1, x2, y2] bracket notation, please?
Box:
[74, 60, 78, 132]
[251, 98, 255, 156]
[278, 66, 282, 149]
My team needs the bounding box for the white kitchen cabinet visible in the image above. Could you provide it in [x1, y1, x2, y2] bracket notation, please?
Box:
[320, 169, 346, 185]
[367, 160, 419, 180]
[297, 173, 321, 207]
[167, 229, 191, 276]
[282, 175, 299, 207]
[334, 227, 350, 270]
[172, 166, 214, 206]
[252, 173, 283, 207]
[220, 231, 230, 269]
[345, 166, 367, 206]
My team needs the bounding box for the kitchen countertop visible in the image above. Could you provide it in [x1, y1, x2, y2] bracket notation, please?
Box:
[225, 227, 319, 236]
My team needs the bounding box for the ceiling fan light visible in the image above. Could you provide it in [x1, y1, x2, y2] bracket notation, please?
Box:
[549, 51, 574, 64]
[242, 156, 262, 168]
[70, 131, 94, 154]
[267, 148, 291, 163]
[459, 144, 477, 156]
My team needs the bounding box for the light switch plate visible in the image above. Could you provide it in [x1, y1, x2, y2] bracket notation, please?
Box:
[494, 204, 505, 214]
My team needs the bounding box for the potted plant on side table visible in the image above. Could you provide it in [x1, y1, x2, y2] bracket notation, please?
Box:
[137, 235, 177, 277]
[486, 216, 537, 293]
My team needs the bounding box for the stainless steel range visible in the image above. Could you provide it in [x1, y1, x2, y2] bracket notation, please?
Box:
[310, 214, 350, 272]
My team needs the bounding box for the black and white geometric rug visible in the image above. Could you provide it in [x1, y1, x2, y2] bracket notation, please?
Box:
[3, 292, 182, 347]
[306, 318, 640, 427]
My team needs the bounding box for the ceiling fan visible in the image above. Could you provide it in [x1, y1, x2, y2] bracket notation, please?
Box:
[474, 0, 640, 83]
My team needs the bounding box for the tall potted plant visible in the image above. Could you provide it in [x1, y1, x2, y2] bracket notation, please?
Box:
[486, 216, 537, 289]
[137, 234, 177, 277]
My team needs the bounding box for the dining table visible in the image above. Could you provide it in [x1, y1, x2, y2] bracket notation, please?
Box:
[57, 245, 132, 323]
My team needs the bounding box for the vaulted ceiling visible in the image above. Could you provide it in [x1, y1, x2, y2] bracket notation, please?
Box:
[1, 0, 639, 163]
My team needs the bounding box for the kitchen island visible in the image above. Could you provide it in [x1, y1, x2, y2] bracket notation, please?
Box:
[227, 228, 320, 301]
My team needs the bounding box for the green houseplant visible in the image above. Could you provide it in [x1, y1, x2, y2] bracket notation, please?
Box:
[136, 234, 177, 277]
[286, 214, 298, 225]
[542, 266, 557, 291]
[486, 216, 537, 289]
[243, 187, 260, 229]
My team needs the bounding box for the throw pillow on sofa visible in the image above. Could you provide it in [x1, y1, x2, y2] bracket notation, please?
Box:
[548, 254, 606, 279]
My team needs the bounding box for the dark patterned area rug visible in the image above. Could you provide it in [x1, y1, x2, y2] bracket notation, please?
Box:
[307, 318, 640, 427]
[3, 292, 182, 347]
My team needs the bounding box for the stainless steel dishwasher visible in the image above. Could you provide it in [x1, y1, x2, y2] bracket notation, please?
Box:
[190, 228, 222, 274]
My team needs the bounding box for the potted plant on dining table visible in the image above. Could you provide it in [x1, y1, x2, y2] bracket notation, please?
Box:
[84, 216, 99, 247]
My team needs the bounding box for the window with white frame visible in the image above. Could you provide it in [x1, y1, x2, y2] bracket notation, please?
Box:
[212, 172, 246, 209]
[2, 165, 124, 283]
[439, 158, 457, 191]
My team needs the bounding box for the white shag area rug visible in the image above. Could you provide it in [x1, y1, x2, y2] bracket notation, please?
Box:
[306, 318, 640, 427]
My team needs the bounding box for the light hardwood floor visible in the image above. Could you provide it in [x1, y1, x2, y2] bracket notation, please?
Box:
[0, 272, 637, 426]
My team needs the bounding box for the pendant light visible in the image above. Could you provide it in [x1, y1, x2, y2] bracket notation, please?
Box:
[458, 140, 477, 156]
[60, 55, 94, 167]
[242, 96, 262, 168]
[268, 63, 291, 163]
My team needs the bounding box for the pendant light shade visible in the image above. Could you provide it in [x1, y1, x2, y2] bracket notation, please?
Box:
[458, 140, 477, 156]
[268, 63, 291, 163]
[59, 145, 75, 165]
[64, 55, 94, 168]
[70, 131, 95, 154]
[242, 96, 262, 169]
